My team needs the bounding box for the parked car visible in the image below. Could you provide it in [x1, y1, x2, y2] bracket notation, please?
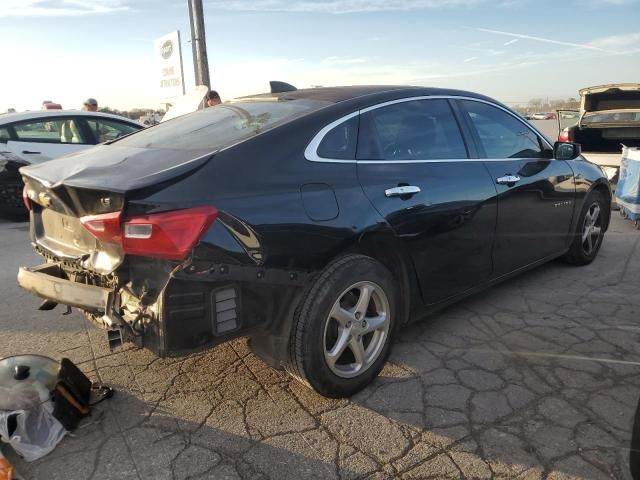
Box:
[0, 111, 142, 217]
[0, 151, 29, 219]
[558, 83, 640, 182]
[0, 110, 143, 163]
[17, 85, 611, 397]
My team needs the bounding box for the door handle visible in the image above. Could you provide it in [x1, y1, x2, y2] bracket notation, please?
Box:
[385, 185, 421, 197]
[496, 175, 520, 185]
[22, 150, 41, 154]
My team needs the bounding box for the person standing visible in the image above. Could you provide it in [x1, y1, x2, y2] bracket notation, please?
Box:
[83, 98, 98, 112]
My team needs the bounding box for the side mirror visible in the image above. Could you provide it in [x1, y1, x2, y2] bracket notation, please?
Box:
[553, 141, 581, 161]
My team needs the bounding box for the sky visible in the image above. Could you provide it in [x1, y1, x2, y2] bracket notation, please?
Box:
[0, 0, 639, 112]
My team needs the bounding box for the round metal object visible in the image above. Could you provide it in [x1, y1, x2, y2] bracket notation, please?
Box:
[0, 354, 59, 410]
[323, 281, 390, 379]
[581, 201, 603, 256]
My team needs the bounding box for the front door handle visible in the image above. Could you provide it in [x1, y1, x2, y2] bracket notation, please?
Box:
[385, 185, 421, 197]
[22, 150, 41, 154]
[496, 175, 521, 185]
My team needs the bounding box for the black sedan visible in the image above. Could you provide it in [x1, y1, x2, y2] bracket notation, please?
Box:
[17, 85, 610, 397]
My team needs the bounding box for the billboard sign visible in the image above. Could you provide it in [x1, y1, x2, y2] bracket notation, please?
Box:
[155, 31, 185, 97]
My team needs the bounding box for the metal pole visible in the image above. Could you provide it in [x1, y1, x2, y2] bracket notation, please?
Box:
[188, 0, 211, 88]
[177, 30, 186, 95]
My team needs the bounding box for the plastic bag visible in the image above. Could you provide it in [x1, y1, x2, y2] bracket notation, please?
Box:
[0, 401, 66, 462]
[0, 384, 42, 412]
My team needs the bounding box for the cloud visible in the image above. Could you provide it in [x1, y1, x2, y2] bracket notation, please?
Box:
[0, 0, 129, 17]
[594, 0, 636, 4]
[588, 32, 640, 49]
[503, 39, 519, 46]
[322, 56, 370, 65]
[477, 27, 617, 53]
[205, 0, 487, 14]
[463, 56, 478, 62]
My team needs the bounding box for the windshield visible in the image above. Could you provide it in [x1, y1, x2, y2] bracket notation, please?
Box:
[114, 98, 330, 151]
[582, 110, 640, 125]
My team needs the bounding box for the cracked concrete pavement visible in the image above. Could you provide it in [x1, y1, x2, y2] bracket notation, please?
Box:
[1, 213, 639, 480]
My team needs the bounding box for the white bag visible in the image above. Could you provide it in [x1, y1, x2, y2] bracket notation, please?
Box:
[0, 400, 66, 462]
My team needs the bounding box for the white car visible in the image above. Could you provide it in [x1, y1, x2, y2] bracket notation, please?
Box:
[0, 110, 143, 163]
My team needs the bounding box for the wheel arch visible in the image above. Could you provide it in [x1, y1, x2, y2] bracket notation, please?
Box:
[339, 229, 419, 328]
[588, 179, 612, 231]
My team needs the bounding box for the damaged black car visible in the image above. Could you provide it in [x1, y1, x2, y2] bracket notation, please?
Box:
[18, 86, 611, 397]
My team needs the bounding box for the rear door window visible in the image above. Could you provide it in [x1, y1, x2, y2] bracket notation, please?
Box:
[13, 118, 88, 144]
[460, 100, 544, 159]
[86, 118, 140, 144]
[356, 99, 468, 160]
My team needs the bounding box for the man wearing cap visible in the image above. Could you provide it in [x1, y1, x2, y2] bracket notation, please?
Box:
[83, 98, 98, 112]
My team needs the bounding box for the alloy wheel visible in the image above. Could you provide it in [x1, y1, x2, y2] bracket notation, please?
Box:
[323, 281, 390, 379]
[582, 201, 603, 256]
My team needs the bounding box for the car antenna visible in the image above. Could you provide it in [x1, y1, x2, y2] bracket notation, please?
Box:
[270, 81, 297, 94]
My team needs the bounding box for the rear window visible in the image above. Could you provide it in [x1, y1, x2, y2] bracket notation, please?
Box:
[115, 99, 329, 151]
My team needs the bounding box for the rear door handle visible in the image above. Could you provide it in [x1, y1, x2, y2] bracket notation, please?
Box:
[22, 150, 41, 154]
[385, 185, 421, 197]
[496, 175, 520, 185]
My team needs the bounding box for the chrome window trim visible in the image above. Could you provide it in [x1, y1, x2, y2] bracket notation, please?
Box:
[304, 95, 553, 164]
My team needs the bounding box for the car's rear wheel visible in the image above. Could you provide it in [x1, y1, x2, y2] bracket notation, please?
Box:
[287, 254, 396, 398]
[563, 191, 606, 265]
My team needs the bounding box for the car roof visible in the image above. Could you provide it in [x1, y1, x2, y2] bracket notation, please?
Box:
[0, 110, 143, 126]
[237, 85, 492, 105]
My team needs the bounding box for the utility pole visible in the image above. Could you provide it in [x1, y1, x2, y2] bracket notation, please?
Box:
[188, 0, 210, 88]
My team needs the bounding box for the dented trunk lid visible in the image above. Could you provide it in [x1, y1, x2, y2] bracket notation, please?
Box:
[21, 145, 213, 274]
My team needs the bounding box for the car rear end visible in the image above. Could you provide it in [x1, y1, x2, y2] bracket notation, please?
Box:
[17, 97, 332, 357]
[558, 84, 640, 185]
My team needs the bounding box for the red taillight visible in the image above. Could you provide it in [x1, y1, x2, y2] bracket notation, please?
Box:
[80, 207, 217, 261]
[81, 212, 122, 244]
[22, 186, 31, 211]
[558, 128, 570, 143]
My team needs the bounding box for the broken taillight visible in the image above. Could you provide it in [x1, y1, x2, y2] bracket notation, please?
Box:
[80, 206, 218, 260]
[80, 212, 122, 244]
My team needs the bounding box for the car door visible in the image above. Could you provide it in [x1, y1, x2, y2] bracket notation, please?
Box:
[356, 98, 498, 305]
[81, 117, 141, 144]
[557, 109, 580, 132]
[456, 99, 576, 277]
[6, 117, 90, 162]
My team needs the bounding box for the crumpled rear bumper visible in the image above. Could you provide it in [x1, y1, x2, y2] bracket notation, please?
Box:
[17, 263, 113, 311]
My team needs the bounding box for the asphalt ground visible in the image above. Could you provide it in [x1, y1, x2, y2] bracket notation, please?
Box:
[2, 145, 640, 479]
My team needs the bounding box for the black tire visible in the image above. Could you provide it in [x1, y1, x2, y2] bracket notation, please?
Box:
[562, 191, 607, 266]
[286, 254, 397, 398]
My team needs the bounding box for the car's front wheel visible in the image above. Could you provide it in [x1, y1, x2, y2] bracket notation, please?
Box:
[287, 255, 396, 398]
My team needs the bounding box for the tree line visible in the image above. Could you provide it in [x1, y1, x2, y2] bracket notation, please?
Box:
[513, 97, 580, 114]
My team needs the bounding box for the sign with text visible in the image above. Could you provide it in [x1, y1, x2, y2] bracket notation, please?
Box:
[154, 31, 185, 97]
